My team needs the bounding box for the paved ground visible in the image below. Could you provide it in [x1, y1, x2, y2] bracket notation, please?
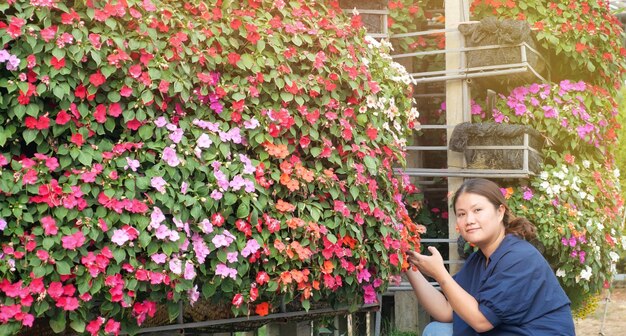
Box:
[575, 287, 626, 336]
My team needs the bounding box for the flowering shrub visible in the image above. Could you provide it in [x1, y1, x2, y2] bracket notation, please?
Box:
[503, 153, 624, 310]
[474, 80, 619, 161]
[470, 0, 626, 89]
[0, 0, 422, 334]
[473, 80, 625, 311]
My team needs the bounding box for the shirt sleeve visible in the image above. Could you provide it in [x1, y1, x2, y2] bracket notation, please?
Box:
[476, 249, 547, 327]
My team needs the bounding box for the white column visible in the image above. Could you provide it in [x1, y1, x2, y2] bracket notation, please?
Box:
[445, 0, 470, 275]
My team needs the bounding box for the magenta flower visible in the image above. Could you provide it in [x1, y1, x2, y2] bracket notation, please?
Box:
[0, 218, 6, 231]
[522, 188, 534, 200]
[210, 190, 223, 200]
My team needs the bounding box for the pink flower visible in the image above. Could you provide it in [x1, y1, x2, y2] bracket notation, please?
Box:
[86, 317, 105, 336]
[111, 229, 130, 246]
[0, 154, 8, 166]
[162, 146, 180, 167]
[215, 263, 237, 279]
[151, 253, 167, 264]
[151, 176, 167, 193]
[196, 133, 213, 148]
[61, 231, 86, 250]
[41, 216, 58, 235]
[184, 261, 196, 280]
[169, 258, 182, 275]
[0, 219, 6, 231]
[104, 319, 121, 336]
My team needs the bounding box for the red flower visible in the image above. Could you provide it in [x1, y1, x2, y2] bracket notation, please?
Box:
[75, 84, 87, 99]
[232, 293, 244, 307]
[94, 104, 107, 123]
[255, 271, 269, 285]
[50, 56, 65, 70]
[71, 133, 85, 147]
[56, 110, 71, 125]
[109, 103, 122, 117]
[227, 52, 241, 65]
[89, 71, 106, 87]
[120, 86, 133, 97]
[366, 127, 378, 140]
[158, 80, 170, 93]
[126, 119, 142, 130]
[255, 302, 269, 316]
[299, 136, 311, 148]
[129, 64, 142, 78]
[211, 213, 225, 227]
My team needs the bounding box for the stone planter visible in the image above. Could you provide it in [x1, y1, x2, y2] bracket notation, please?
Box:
[449, 122, 544, 173]
[459, 17, 547, 93]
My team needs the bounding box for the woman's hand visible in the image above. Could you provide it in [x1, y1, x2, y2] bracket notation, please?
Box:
[407, 246, 448, 281]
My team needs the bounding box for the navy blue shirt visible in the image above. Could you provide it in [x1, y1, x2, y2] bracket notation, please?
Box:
[452, 234, 575, 335]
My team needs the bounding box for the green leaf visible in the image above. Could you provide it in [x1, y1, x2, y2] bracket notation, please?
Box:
[78, 151, 92, 166]
[138, 124, 154, 140]
[55, 260, 72, 275]
[23, 129, 37, 144]
[113, 249, 126, 263]
[224, 192, 237, 206]
[70, 319, 85, 333]
[141, 90, 154, 103]
[236, 201, 250, 218]
[241, 54, 254, 69]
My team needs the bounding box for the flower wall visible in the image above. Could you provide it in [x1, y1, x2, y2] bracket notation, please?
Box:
[0, 0, 423, 334]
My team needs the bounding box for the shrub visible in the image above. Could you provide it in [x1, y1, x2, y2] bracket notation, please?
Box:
[0, 0, 422, 334]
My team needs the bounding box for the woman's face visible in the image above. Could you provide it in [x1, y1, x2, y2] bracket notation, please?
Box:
[454, 192, 505, 249]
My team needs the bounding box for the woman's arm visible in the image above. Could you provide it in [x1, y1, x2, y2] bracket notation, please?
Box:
[407, 247, 494, 333]
[404, 266, 453, 322]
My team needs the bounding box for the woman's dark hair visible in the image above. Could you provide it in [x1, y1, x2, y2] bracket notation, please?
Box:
[452, 178, 537, 241]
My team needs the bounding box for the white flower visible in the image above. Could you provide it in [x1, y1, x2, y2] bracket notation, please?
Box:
[555, 171, 566, 180]
[540, 171, 549, 180]
[556, 269, 566, 277]
[540, 181, 550, 191]
[579, 191, 587, 199]
[609, 252, 620, 263]
[621, 236, 626, 246]
[614, 169, 620, 178]
[587, 194, 595, 202]
[580, 266, 592, 281]
[583, 160, 591, 169]
[561, 166, 569, 174]
[366, 95, 377, 108]
[563, 180, 570, 186]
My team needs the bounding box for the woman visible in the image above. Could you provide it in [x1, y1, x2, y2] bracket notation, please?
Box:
[406, 178, 575, 335]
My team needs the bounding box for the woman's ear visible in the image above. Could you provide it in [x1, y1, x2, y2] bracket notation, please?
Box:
[498, 204, 506, 221]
